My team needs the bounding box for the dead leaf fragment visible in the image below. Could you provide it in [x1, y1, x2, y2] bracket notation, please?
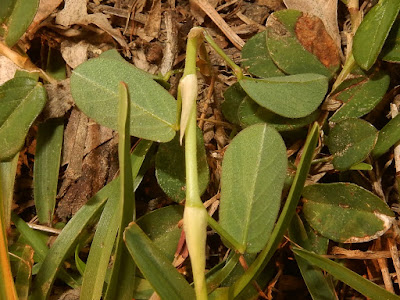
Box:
[295, 14, 340, 68]
[43, 79, 74, 119]
[0, 55, 22, 85]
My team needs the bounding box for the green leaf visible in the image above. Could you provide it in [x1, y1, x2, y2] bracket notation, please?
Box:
[266, 10, 340, 77]
[124, 222, 196, 300]
[156, 128, 209, 203]
[0, 153, 18, 229]
[302, 183, 395, 243]
[0, 77, 47, 161]
[382, 19, 400, 62]
[137, 206, 184, 261]
[289, 214, 337, 300]
[70, 57, 177, 142]
[104, 82, 136, 300]
[329, 71, 390, 122]
[327, 118, 378, 170]
[80, 189, 120, 300]
[372, 114, 400, 159]
[220, 124, 287, 253]
[221, 83, 247, 125]
[238, 96, 319, 130]
[231, 123, 319, 298]
[239, 74, 328, 118]
[30, 140, 152, 300]
[353, 0, 400, 70]
[34, 119, 64, 224]
[241, 31, 284, 78]
[0, 0, 15, 23]
[292, 247, 400, 300]
[1, 0, 39, 46]
[14, 244, 33, 300]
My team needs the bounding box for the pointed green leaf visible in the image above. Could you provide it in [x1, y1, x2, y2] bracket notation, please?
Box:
[353, 0, 400, 70]
[124, 222, 195, 300]
[372, 112, 400, 159]
[293, 247, 400, 300]
[156, 128, 209, 203]
[239, 74, 328, 118]
[241, 31, 284, 78]
[137, 206, 183, 261]
[0, 153, 18, 229]
[34, 119, 64, 224]
[303, 183, 395, 243]
[1, 0, 39, 46]
[220, 124, 287, 253]
[238, 96, 319, 130]
[382, 19, 400, 62]
[266, 10, 340, 77]
[327, 118, 378, 170]
[330, 71, 390, 122]
[70, 57, 177, 142]
[289, 214, 337, 300]
[14, 244, 33, 300]
[0, 77, 47, 161]
[221, 83, 247, 125]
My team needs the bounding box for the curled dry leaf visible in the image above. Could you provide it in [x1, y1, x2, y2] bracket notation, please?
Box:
[283, 0, 342, 55]
[26, 0, 64, 38]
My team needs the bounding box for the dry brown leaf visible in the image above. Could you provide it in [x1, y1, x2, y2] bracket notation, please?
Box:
[55, 0, 129, 50]
[60, 40, 89, 68]
[26, 0, 64, 37]
[283, 0, 342, 56]
[0, 55, 21, 85]
[42, 79, 74, 119]
[144, 0, 162, 39]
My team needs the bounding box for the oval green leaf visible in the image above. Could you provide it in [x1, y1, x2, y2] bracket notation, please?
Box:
[1, 0, 39, 46]
[241, 31, 284, 78]
[372, 114, 400, 159]
[353, 0, 400, 70]
[266, 10, 340, 77]
[70, 57, 177, 142]
[329, 71, 390, 122]
[239, 74, 328, 118]
[302, 183, 395, 243]
[238, 96, 319, 131]
[382, 19, 400, 63]
[0, 77, 47, 161]
[220, 124, 287, 253]
[137, 206, 183, 261]
[221, 82, 247, 125]
[327, 118, 377, 170]
[155, 128, 209, 203]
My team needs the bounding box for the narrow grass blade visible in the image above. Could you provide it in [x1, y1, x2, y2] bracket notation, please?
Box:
[30, 139, 152, 299]
[231, 122, 320, 298]
[124, 222, 196, 300]
[292, 247, 400, 300]
[0, 153, 18, 229]
[34, 119, 64, 224]
[14, 244, 34, 300]
[80, 176, 120, 300]
[104, 82, 136, 300]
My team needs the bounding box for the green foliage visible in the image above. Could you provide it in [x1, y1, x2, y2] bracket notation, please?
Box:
[303, 183, 395, 243]
[220, 124, 287, 253]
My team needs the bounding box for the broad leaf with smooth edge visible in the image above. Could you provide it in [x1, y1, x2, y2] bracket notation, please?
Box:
[221, 83, 247, 125]
[238, 96, 319, 131]
[241, 31, 284, 78]
[330, 71, 390, 122]
[353, 0, 400, 70]
[302, 183, 395, 243]
[220, 124, 287, 253]
[372, 114, 400, 159]
[156, 128, 209, 203]
[327, 118, 378, 170]
[124, 222, 195, 300]
[1, 0, 39, 46]
[239, 74, 328, 118]
[293, 247, 400, 300]
[0, 77, 47, 161]
[266, 10, 340, 77]
[70, 57, 177, 142]
[382, 19, 400, 63]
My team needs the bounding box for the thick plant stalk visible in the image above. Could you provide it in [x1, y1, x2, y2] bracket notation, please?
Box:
[180, 27, 208, 300]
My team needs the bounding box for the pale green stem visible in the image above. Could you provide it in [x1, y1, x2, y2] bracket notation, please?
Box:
[203, 31, 243, 80]
[181, 27, 208, 300]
